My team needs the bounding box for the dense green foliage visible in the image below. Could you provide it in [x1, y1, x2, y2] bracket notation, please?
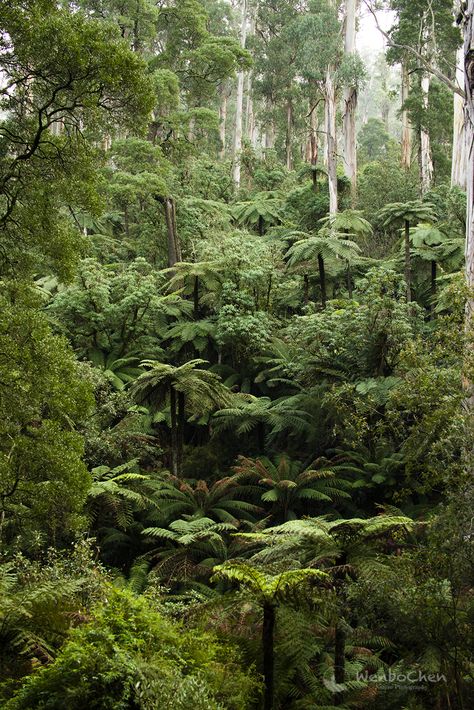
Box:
[1, 0, 473, 709]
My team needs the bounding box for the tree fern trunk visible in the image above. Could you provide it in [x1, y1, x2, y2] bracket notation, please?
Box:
[193, 276, 199, 319]
[404, 219, 412, 302]
[347, 264, 353, 299]
[257, 421, 265, 453]
[334, 622, 346, 705]
[177, 391, 185, 476]
[318, 254, 327, 309]
[304, 274, 309, 305]
[169, 386, 178, 476]
[431, 260, 437, 317]
[263, 602, 275, 710]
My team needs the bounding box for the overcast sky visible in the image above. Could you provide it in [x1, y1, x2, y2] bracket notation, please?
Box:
[357, 6, 396, 55]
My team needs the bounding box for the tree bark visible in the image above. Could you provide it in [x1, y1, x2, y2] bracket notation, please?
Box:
[462, 2, 474, 404]
[263, 602, 275, 710]
[325, 67, 338, 214]
[245, 76, 257, 148]
[219, 87, 228, 159]
[404, 219, 412, 302]
[334, 623, 346, 706]
[420, 74, 434, 194]
[286, 100, 293, 171]
[452, 47, 467, 190]
[318, 253, 327, 308]
[343, 0, 358, 203]
[308, 101, 319, 190]
[193, 275, 200, 319]
[431, 259, 437, 316]
[232, 0, 247, 188]
[304, 273, 309, 305]
[177, 390, 185, 476]
[265, 97, 275, 150]
[158, 196, 182, 268]
[401, 61, 412, 170]
[169, 386, 178, 476]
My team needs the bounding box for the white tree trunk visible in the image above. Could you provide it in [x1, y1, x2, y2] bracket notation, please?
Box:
[420, 74, 434, 194]
[286, 101, 293, 170]
[452, 47, 467, 190]
[342, 0, 358, 201]
[325, 67, 338, 214]
[265, 97, 275, 150]
[219, 88, 227, 159]
[464, 3, 474, 348]
[460, 1, 474, 407]
[232, 0, 247, 187]
[245, 73, 257, 148]
[401, 61, 412, 169]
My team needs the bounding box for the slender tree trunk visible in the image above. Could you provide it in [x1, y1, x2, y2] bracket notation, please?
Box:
[169, 387, 178, 476]
[401, 61, 412, 169]
[318, 254, 327, 308]
[452, 47, 467, 190]
[404, 219, 412, 302]
[193, 276, 199, 319]
[462, 2, 474, 405]
[245, 75, 257, 148]
[258, 214, 265, 236]
[347, 264, 353, 299]
[304, 273, 309, 305]
[265, 97, 275, 150]
[157, 197, 182, 268]
[219, 87, 228, 159]
[263, 602, 275, 710]
[177, 391, 185, 476]
[334, 623, 346, 706]
[431, 259, 437, 316]
[232, 0, 247, 188]
[420, 74, 434, 194]
[286, 100, 293, 171]
[325, 67, 338, 214]
[309, 101, 319, 190]
[343, 0, 358, 203]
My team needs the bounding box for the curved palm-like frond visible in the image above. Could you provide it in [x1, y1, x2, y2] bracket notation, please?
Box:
[319, 209, 373, 238]
[233, 454, 351, 522]
[212, 560, 327, 604]
[146, 473, 261, 526]
[286, 233, 361, 268]
[377, 200, 437, 229]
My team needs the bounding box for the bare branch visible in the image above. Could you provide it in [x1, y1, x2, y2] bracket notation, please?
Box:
[362, 0, 464, 98]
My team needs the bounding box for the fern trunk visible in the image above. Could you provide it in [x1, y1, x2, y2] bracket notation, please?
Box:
[303, 274, 309, 305]
[431, 260, 437, 317]
[347, 263, 352, 299]
[334, 623, 346, 705]
[318, 254, 327, 309]
[169, 386, 178, 476]
[263, 601, 275, 710]
[193, 276, 199, 319]
[404, 219, 411, 302]
[177, 391, 185, 476]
